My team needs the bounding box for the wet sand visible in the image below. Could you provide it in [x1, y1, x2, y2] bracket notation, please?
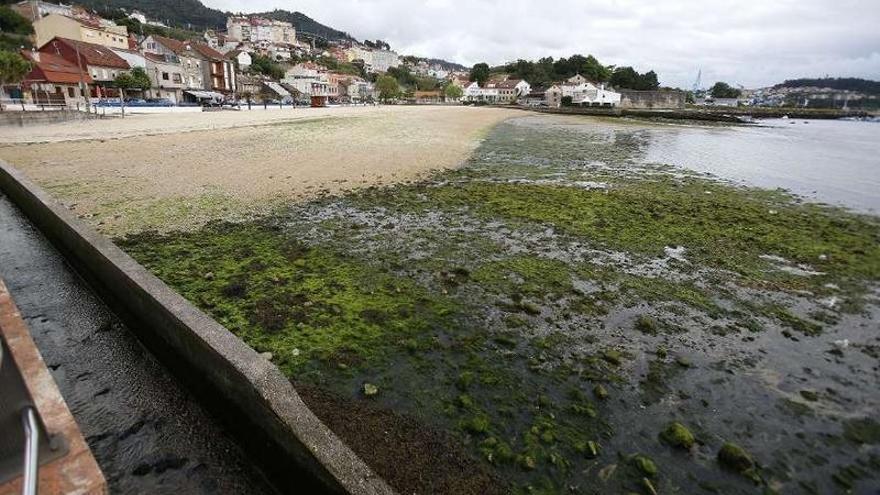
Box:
[0, 105, 518, 235]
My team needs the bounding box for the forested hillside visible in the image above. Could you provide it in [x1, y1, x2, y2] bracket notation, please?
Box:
[775, 77, 880, 95]
[64, 0, 354, 41]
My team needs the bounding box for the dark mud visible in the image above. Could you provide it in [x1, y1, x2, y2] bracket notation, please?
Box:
[118, 115, 880, 494]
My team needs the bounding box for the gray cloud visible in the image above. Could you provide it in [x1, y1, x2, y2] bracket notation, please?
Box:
[203, 0, 880, 88]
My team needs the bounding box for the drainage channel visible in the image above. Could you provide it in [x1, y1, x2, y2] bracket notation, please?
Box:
[0, 192, 277, 494]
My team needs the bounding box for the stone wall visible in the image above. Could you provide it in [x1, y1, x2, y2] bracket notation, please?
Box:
[619, 90, 686, 109]
[0, 110, 93, 128]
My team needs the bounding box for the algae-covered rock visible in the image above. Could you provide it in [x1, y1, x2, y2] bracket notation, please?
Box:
[799, 390, 819, 402]
[636, 315, 659, 335]
[660, 421, 695, 449]
[717, 442, 754, 472]
[362, 383, 379, 396]
[577, 440, 600, 459]
[594, 384, 609, 401]
[632, 454, 658, 477]
[602, 349, 623, 365]
[842, 417, 880, 444]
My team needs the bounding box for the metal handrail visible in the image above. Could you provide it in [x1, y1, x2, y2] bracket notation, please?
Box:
[21, 407, 38, 495]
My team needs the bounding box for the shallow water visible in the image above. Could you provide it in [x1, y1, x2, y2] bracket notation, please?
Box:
[0, 194, 275, 494]
[642, 118, 880, 213]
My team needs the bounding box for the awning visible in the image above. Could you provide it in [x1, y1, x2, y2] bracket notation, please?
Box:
[185, 90, 224, 99]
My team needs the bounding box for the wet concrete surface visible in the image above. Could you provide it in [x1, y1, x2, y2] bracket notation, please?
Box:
[0, 193, 276, 495]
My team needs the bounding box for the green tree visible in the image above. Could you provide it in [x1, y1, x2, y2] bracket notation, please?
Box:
[709, 81, 741, 98]
[444, 84, 463, 101]
[470, 63, 490, 86]
[114, 67, 151, 117]
[387, 66, 417, 88]
[415, 76, 437, 91]
[609, 66, 659, 90]
[376, 74, 399, 102]
[0, 6, 33, 35]
[0, 50, 31, 111]
[250, 54, 284, 80]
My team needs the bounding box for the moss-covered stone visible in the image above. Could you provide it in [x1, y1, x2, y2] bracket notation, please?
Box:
[660, 422, 695, 449]
[718, 442, 754, 473]
[632, 454, 658, 477]
[843, 418, 880, 445]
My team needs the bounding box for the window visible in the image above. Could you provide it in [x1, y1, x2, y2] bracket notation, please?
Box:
[173, 73, 182, 83]
[67, 87, 75, 97]
[162, 72, 169, 81]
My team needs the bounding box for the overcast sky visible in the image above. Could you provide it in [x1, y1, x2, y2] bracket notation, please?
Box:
[202, 0, 880, 88]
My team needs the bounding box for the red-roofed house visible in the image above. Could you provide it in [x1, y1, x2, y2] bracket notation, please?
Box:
[39, 37, 130, 98]
[20, 49, 93, 106]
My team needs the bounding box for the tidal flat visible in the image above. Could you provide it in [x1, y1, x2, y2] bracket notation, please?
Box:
[118, 115, 880, 494]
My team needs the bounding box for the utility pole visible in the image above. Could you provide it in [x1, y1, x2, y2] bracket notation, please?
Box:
[71, 40, 90, 111]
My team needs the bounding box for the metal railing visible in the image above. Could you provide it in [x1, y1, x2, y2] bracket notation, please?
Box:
[21, 408, 38, 495]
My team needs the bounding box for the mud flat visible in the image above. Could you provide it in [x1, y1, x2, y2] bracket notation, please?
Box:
[0, 105, 517, 235]
[111, 115, 880, 494]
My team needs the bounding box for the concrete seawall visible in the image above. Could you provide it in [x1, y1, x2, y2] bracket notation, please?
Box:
[0, 110, 94, 127]
[0, 161, 395, 495]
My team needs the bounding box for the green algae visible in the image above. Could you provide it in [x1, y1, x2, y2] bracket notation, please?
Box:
[118, 221, 460, 375]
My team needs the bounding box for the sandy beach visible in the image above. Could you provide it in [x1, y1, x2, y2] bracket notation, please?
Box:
[0, 105, 517, 235]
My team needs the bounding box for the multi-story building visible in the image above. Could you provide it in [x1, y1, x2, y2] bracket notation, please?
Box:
[487, 79, 531, 103]
[144, 52, 185, 103]
[283, 62, 332, 105]
[462, 82, 498, 103]
[33, 13, 129, 50]
[191, 43, 236, 95]
[142, 35, 205, 92]
[39, 37, 130, 98]
[345, 45, 400, 73]
[11, 0, 73, 22]
[226, 16, 295, 44]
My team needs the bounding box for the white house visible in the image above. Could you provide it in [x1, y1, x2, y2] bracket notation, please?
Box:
[283, 62, 331, 97]
[227, 50, 252, 70]
[487, 79, 531, 103]
[462, 82, 499, 103]
[560, 81, 621, 107]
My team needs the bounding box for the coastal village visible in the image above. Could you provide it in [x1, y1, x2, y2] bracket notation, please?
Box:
[0, 0, 644, 110]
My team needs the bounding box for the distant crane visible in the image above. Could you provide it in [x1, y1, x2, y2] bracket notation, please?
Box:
[692, 69, 702, 94]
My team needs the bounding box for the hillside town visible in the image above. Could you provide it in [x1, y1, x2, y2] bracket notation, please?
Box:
[0, 0, 641, 110]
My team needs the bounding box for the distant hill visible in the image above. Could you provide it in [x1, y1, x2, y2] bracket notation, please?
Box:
[70, 0, 354, 41]
[775, 77, 880, 95]
[402, 55, 467, 72]
[421, 57, 467, 72]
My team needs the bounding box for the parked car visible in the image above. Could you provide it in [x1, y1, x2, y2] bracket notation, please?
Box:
[146, 98, 175, 107]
